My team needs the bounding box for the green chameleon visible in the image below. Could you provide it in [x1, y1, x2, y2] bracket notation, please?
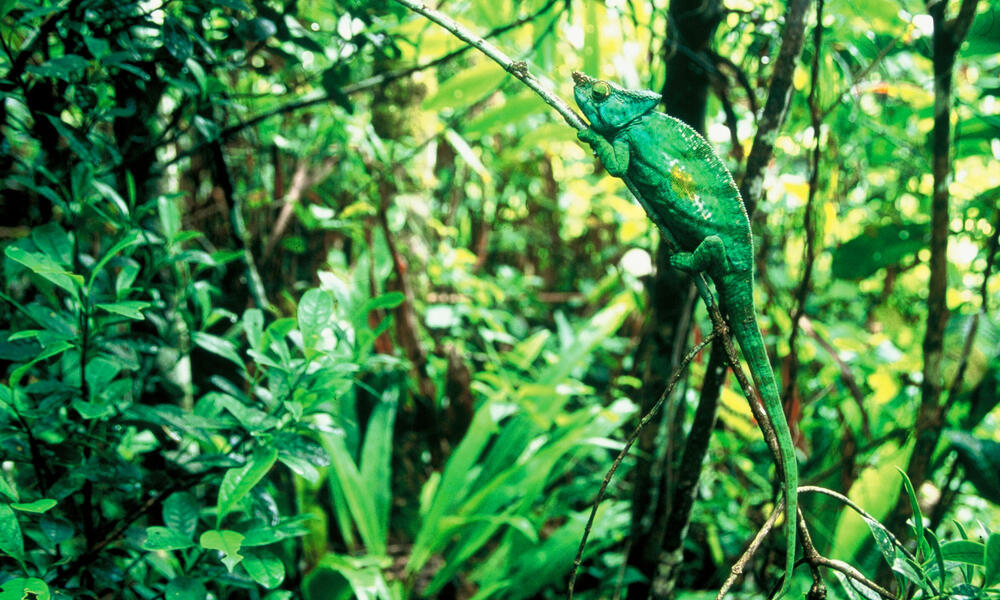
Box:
[572, 71, 798, 593]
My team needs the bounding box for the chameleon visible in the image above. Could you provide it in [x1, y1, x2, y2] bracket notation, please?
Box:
[571, 71, 798, 594]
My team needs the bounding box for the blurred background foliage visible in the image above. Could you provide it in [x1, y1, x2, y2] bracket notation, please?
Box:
[0, 0, 998, 598]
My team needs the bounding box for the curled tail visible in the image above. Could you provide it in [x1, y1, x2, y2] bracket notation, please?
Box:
[718, 274, 798, 595]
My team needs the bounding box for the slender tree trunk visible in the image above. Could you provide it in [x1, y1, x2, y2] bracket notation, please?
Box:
[624, 2, 723, 598]
[885, 0, 980, 546]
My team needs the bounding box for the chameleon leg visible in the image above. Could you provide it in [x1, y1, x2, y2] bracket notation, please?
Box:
[668, 235, 728, 276]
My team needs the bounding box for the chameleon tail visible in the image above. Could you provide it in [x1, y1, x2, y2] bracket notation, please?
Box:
[718, 274, 798, 595]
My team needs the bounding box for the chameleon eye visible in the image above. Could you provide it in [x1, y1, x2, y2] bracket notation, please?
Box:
[592, 81, 610, 101]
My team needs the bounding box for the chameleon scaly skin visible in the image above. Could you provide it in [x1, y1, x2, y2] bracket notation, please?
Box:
[572, 71, 797, 594]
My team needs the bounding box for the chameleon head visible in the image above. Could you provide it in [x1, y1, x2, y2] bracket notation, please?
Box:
[572, 71, 660, 135]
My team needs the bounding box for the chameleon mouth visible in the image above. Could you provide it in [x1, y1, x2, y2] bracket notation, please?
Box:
[571, 71, 592, 86]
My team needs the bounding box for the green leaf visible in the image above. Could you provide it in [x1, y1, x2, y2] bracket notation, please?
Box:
[39, 516, 73, 544]
[0, 578, 49, 600]
[947, 431, 1000, 504]
[165, 577, 207, 600]
[199, 529, 245, 572]
[358, 291, 405, 316]
[243, 548, 285, 588]
[9, 340, 73, 389]
[164, 492, 199, 539]
[163, 17, 193, 60]
[896, 468, 926, 558]
[5, 245, 83, 294]
[88, 229, 143, 286]
[11, 498, 56, 513]
[0, 472, 18, 502]
[143, 526, 196, 551]
[185, 58, 207, 96]
[298, 288, 334, 343]
[193, 331, 244, 369]
[92, 181, 129, 217]
[924, 529, 945, 591]
[243, 308, 264, 350]
[158, 196, 182, 242]
[216, 445, 278, 525]
[986, 533, 1000, 587]
[26, 54, 89, 80]
[30, 222, 72, 265]
[0, 503, 24, 560]
[940, 539, 985, 565]
[96, 300, 150, 320]
[831, 222, 928, 280]
[242, 515, 313, 546]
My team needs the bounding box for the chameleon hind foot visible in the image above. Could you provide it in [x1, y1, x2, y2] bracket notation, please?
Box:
[668, 235, 728, 275]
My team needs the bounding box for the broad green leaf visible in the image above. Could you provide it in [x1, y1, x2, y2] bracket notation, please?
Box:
[216, 445, 278, 525]
[30, 222, 72, 265]
[192, 331, 244, 369]
[5, 245, 82, 294]
[11, 498, 56, 513]
[242, 548, 285, 588]
[831, 222, 928, 280]
[940, 540, 985, 565]
[0, 503, 24, 560]
[357, 291, 405, 318]
[298, 288, 334, 343]
[986, 533, 1000, 587]
[143, 526, 196, 551]
[96, 300, 150, 320]
[276, 432, 329, 484]
[0, 578, 49, 600]
[163, 492, 199, 539]
[199, 529, 244, 572]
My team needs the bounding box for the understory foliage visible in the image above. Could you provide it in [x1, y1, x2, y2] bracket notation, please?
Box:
[0, 0, 998, 599]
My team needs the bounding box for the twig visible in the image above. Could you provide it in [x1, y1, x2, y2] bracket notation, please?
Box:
[782, 0, 824, 412]
[716, 498, 785, 600]
[567, 332, 718, 599]
[391, 0, 586, 130]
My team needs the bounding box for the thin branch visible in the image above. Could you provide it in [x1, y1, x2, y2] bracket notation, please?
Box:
[716, 498, 785, 600]
[739, 0, 811, 213]
[782, 0, 824, 412]
[567, 332, 718, 599]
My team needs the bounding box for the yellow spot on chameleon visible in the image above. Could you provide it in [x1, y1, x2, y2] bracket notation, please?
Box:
[670, 165, 696, 200]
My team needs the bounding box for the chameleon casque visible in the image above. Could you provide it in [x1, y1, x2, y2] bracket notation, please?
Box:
[571, 71, 797, 592]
